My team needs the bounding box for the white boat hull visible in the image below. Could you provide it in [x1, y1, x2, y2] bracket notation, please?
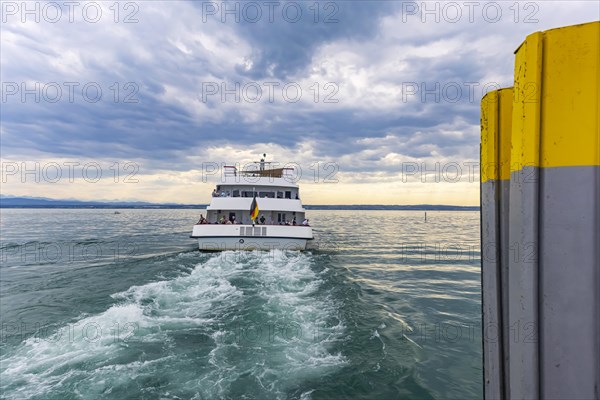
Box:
[191, 224, 313, 251]
[197, 237, 308, 251]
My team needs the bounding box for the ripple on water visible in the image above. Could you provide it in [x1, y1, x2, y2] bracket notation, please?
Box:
[0, 250, 346, 400]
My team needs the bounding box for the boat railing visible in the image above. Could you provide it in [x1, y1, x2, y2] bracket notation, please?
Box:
[223, 162, 295, 178]
[196, 221, 309, 227]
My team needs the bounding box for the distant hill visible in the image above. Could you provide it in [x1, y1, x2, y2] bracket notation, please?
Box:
[0, 195, 478, 211]
[304, 205, 479, 211]
[0, 196, 204, 209]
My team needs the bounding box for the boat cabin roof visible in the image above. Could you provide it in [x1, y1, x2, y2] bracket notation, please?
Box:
[225, 162, 294, 178]
[221, 162, 299, 187]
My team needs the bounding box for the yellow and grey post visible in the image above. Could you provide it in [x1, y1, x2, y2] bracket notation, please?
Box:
[481, 87, 513, 400]
[480, 21, 599, 400]
[508, 30, 542, 399]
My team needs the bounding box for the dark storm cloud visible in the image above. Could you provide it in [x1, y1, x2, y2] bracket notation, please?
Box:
[1, 0, 597, 179]
[0, 1, 486, 164]
[195, 0, 397, 79]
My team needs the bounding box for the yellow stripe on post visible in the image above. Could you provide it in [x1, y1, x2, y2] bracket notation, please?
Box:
[541, 22, 600, 168]
[511, 32, 543, 173]
[512, 22, 600, 171]
[481, 88, 513, 182]
[481, 91, 498, 183]
[498, 89, 513, 181]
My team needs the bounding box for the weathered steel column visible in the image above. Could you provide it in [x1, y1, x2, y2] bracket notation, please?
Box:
[481, 87, 513, 400]
[509, 29, 543, 400]
[533, 22, 599, 400]
[481, 21, 599, 400]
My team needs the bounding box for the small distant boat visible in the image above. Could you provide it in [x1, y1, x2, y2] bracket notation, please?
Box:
[191, 158, 313, 251]
[114, 211, 121, 214]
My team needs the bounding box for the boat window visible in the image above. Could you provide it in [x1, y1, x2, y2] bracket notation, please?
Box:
[240, 227, 245, 235]
[276, 191, 283, 198]
[259, 191, 275, 198]
[262, 227, 267, 236]
[285, 191, 291, 199]
[233, 190, 240, 197]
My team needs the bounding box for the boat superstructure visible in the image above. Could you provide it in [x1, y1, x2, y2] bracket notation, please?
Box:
[191, 160, 313, 250]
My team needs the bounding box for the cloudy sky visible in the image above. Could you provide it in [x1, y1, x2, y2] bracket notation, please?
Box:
[1, 1, 597, 205]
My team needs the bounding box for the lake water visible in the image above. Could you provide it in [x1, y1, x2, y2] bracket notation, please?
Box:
[0, 209, 482, 399]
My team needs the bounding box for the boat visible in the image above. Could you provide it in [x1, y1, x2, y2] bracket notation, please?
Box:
[190, 158, 314, 251]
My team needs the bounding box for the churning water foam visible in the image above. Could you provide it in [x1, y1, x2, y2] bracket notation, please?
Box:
[0, 250, 346, 399]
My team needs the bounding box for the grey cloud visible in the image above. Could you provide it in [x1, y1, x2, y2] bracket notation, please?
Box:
[1, 0, 597, 184]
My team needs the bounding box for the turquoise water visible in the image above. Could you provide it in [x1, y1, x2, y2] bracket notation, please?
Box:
[0, 209, 482, 399]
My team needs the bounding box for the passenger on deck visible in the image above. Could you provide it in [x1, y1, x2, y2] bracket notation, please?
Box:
[212, 189, 218, 197]
[259, 215, 266, 225]
[198, 214, 208, 224]
[302, 219, 309, 226]
[292, 217, 297, 225]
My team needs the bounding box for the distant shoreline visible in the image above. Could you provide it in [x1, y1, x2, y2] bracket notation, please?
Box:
[0, 196, 478, 211]
[0, 205, 479, 211]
